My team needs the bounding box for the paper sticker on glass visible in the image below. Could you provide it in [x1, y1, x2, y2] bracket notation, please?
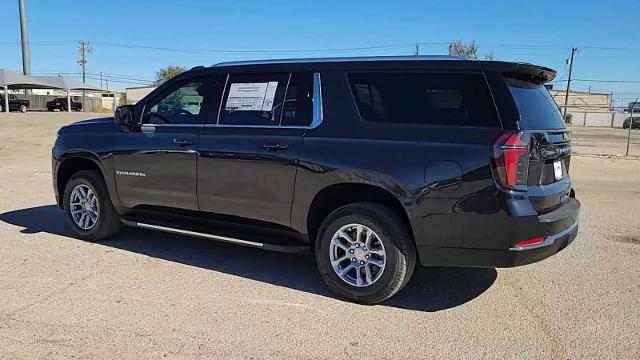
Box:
[226, 82, 278, 111]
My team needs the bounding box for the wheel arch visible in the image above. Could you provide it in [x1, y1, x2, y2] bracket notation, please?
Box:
[55, 152, 115, 209]
[305, 182, 414, 246]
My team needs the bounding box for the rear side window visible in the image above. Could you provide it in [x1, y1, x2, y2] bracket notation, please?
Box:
[219, 73, 289, 126]
[219, 72, 312, 126]
[348, 72, 500, 127]
[280, 73, 313, 126]
[506, 78, 566, 130]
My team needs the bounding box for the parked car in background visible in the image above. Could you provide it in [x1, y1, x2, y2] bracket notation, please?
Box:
[0, 94, 30, 112]
[52, 56, 580, 303]
[46, 97, 82, 112]
[623, 117, 640, 129]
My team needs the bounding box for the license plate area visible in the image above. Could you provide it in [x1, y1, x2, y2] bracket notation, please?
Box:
[553, 160, 563, 181]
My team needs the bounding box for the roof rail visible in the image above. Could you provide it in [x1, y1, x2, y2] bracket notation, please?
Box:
[213, 55, 466, 67]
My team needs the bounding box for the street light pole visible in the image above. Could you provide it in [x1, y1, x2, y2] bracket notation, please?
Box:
[18, 0, 31, 75]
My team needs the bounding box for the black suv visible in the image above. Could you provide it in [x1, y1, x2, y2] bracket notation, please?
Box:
[52, 56, 580, 303]
[623, 117, 640, 129]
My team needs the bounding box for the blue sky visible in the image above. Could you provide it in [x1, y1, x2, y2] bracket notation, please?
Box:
[1, 0, 638, 106]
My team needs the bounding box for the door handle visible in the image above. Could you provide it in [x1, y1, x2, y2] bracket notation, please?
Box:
[173, 138, 194, 146]
[261, 142, 289, 150]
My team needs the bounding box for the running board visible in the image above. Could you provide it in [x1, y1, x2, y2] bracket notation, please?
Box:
[122, 220, 310, 254]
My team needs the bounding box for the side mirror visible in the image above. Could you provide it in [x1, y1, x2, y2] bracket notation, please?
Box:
[114, 105, 136, 130]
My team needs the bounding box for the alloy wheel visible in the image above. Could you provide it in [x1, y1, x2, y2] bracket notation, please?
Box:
[69, 184, 100, 230]
[329, 223, 386, 287]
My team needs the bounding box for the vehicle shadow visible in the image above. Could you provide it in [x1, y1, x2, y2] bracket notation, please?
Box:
[0, 205, 497, 312]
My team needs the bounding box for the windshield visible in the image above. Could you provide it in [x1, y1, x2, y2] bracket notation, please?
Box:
[507, 78, 566, 130]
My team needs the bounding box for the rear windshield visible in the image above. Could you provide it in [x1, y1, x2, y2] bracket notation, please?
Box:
[507, 78, 566, 130]
[348, 72, 500, 127]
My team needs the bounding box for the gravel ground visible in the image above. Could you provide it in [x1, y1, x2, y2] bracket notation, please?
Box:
[0, 113, 639, 359]
[569, 125, 640, 157]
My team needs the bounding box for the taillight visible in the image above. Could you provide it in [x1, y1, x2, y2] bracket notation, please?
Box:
[493, 132, 530, 190]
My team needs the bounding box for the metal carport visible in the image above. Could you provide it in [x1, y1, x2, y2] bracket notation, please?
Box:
[30, 76, 104, 113]
[0, 69, 51, 113]
[1, 69, 106, 113]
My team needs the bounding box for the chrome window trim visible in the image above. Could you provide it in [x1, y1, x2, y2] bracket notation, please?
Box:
[136, 73, 323, 130]
[310, 72, 323, 129]
[215, 73, 230, 125]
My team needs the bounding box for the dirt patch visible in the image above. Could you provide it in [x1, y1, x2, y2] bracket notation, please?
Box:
[615, 234, 640, 245]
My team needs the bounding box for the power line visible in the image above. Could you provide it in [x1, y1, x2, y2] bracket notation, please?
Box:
[2, 39, 640, 53]
[91, 41, 415, 54]
[553, 78, 640, 83]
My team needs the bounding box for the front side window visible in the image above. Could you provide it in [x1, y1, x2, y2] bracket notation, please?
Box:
[145, 76, 222, 125]
[348, 72, 500, 127]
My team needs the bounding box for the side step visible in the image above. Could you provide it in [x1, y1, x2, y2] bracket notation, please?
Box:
[121, 219, 311, 254]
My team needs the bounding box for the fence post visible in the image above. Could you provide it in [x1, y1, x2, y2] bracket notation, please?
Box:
[611, 111, 615, 128]
[627, 98, 638, 156]
[583, 112, 587, 126]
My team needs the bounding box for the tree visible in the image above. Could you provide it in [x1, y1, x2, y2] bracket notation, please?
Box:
[448, 40, 478, 59]
[155, 65, 188, 84]
[448, 40, 496, 60]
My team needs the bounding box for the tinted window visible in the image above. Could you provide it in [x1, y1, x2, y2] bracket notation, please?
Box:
[219, 73, 288, 126]
[348, 72, 500, 127]
[507, 78, 566, 130]
[145, 76, 223, 125]
[280, 73, 313, 126]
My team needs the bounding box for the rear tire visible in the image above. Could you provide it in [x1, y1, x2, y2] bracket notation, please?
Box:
[63, 170, 121, 241]
[19, 104, 27, 113]
[315, 202, 416, 304]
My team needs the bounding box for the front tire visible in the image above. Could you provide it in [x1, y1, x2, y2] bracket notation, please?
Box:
[315, 203, 416, 304]
[63, 170, 121, 241]
[19, 104, 27, 113]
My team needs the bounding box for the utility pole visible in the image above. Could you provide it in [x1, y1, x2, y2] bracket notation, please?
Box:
[100, 72, 103, 89]
[415, 43, 420, 56]
[78, 41, 91, 111]
[18, 0, 31, 75]
[78, 41, 91, 84]
[563, 47, 577, 119]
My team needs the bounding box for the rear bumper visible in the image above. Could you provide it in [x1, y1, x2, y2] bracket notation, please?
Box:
[417, 198, 580, 268]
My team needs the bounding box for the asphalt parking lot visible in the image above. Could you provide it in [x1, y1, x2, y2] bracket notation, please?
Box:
[0, 113, 638, 359]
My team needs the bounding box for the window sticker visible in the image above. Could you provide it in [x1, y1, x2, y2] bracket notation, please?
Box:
[225, 82, 278, 111]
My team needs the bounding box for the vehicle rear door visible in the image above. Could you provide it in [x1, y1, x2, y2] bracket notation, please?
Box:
[506, 76, 573, 213]
[197, 71, 313, 227]
[113, 74, 222, 211]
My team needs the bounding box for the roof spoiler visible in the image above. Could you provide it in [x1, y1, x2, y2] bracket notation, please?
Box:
[503, 63, 556, 84]
[481, 61, 557, 84]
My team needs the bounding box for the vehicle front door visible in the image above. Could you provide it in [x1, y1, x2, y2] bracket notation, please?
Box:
[113, 74, 223, 211]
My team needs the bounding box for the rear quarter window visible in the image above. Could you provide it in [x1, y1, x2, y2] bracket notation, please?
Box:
[506, 78, 566, 130]
[348, 72, 500, 127]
